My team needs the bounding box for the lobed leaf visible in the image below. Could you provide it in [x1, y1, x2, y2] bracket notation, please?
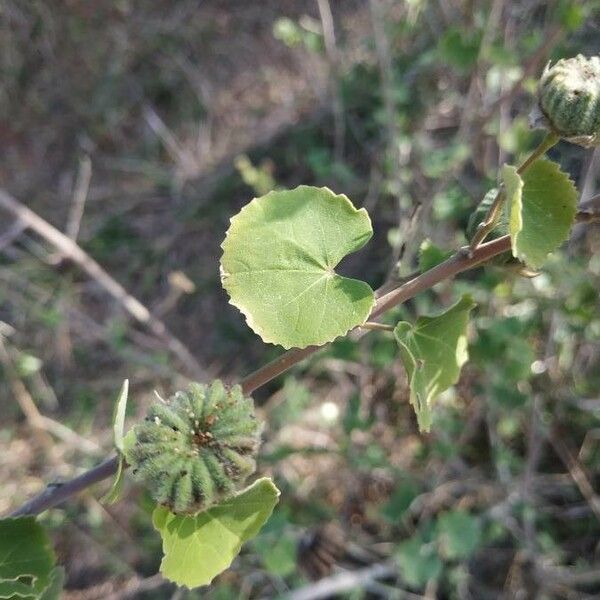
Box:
[153, 477, 280, 589]
[394, 295, 476, 432]
[220, 186, 374, 349]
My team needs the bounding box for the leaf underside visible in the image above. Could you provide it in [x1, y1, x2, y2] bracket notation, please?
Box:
[221, 186, 375, 349]
[153, 477, 280, 589]
[394, 295, 476, 432]
[505, 159, 577, 269]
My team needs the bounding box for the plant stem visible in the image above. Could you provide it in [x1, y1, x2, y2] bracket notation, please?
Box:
[516, 132, 559, 176]
[8, 234, 514, 516]
[238, 235, 511, 394]
[360, 322, 395, 332]
[468, 132, 559, 251]
[9, 456, 120, 517]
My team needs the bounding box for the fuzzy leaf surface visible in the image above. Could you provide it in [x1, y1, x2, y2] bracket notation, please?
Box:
[0, 517, 56, 599]
[153, 478, 280, 589]
[221, 186, 374, 349]
[506, 159, 577, 269]
[394, 295, 476, 432]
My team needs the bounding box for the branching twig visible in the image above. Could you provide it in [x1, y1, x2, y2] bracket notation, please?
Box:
[546, 430, 600, 523]
[0, 189, 205, 379]
[7, 207, 596, 516]
[7, 233, 513, 516]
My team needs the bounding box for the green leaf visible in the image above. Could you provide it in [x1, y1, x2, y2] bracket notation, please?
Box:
[394, 295, 476, 432]
[39, 568, 65, 600]
[112, 379, 129, 453]
[381, 481, 419, 522]
[103, 382, 130, 505]
[102, 454, 126, 505]
[254, 534, 297, 577]
[221, 186, 374, 349]
[153, 477, 280, 589]
[437, 28, 481, 72]
[436, 510, 482, 560]
[418, 240, 453, 273]
[396, 535, 442, 589]
[503, 164, 524, 246]
[0, 517, 56, 598]
[506, 159, 577, 269]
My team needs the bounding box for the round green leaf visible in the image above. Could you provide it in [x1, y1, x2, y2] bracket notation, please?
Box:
[506, 159, 577, 269]
[152, 477, 280, 589]
[221, 186, 375, 349]
[394, 295, 476, 432]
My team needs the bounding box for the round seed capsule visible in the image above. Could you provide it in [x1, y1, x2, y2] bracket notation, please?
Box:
[538, 54, 600, 147]
[125, 380, 262, 514]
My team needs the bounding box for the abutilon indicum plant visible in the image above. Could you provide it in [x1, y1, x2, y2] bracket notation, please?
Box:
[1, 54, 599, 595]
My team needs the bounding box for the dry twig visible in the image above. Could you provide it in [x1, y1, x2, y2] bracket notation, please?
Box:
[0, 189, 205, 379]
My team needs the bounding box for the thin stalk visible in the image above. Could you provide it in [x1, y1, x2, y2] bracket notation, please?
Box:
[8, 234, 514, 516]
[360, 322, 395, 332]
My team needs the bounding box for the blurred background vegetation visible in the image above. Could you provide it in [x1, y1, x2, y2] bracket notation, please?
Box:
[0, 1, 599, 598]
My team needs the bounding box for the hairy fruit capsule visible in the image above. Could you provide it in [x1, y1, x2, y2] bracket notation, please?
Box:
[537, 54, 600, 147]
[125, 380, 262, 514]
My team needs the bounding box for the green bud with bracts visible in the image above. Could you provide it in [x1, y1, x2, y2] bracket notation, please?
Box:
[125, 380, 262, 514]
[537, 54, 600, 148]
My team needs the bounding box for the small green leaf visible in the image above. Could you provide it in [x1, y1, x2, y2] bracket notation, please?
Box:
[221, 186, 374, 349]
[503, 164, 524, 246]
[103, 429, 136, 504]
[418, 240, 453, 273]
[102, 454, 126, 505]
[437, 28, 481, 72]
[381, 481, 419, 522]
[112, 379, 129, 453]
[394, 295, 476, 432]
[0, 517, 56, 598]
[39, 568, 65, 600]
[153, 478, 280, 589]
[436, 510, 482, 560]
[396, 535, 442, 589]
[507, 159, 577, 269]
[103, 380, 130, 505]
[254, 534, 297, 577]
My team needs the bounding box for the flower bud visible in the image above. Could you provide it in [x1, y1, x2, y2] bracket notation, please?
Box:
[125, 380, 262, 514]
[537, 54, 600, 147]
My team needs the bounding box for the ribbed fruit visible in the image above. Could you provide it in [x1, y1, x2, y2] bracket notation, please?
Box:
[126, 380, 262, 514]
[538, 54, 600, 147]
